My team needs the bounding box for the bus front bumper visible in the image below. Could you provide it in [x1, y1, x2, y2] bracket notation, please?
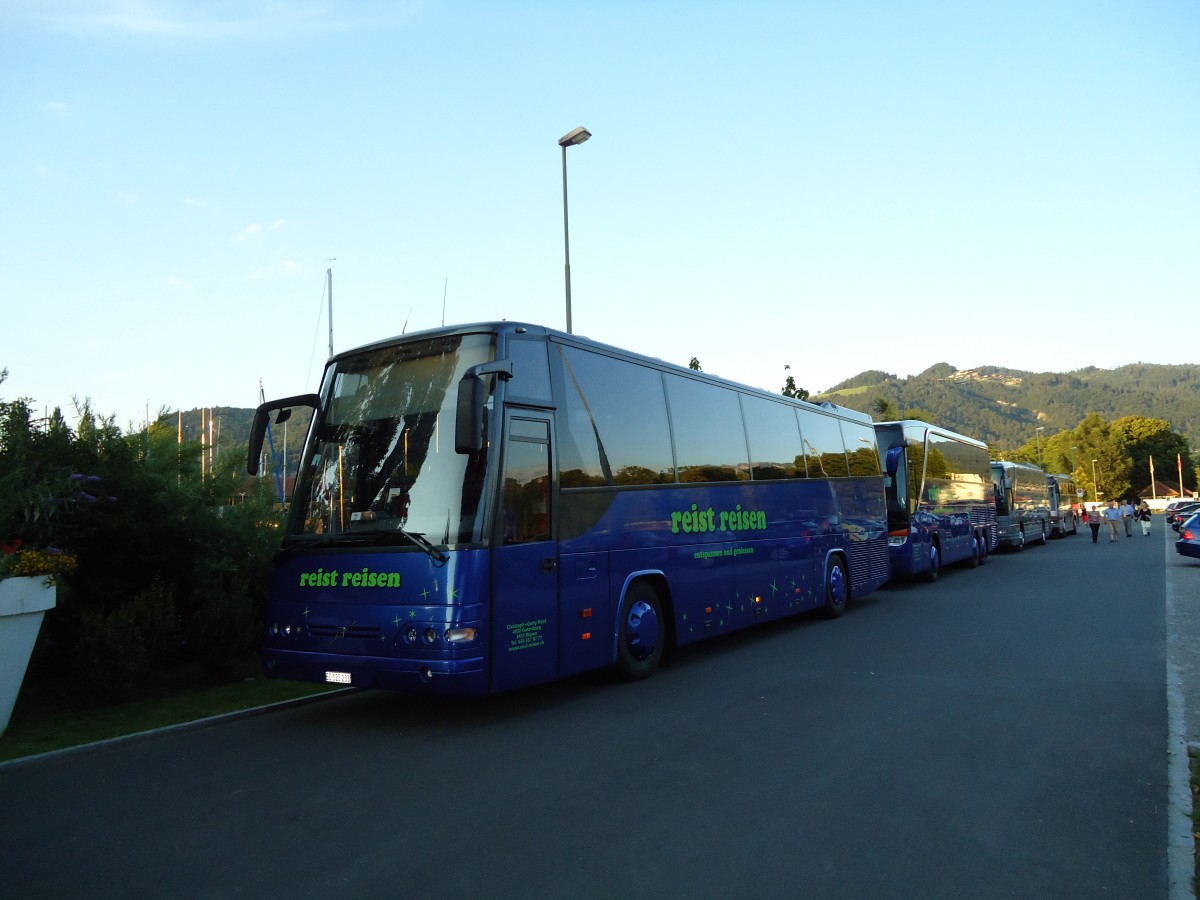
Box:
[263, 647, 488, 695]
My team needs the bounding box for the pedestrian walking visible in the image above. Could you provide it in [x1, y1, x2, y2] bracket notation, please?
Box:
[1103, 500, 1122, 542]
[1138, 501, 1152, 536]
[1120, 499, 1135, 537]
[1087, 504, 1102, 543]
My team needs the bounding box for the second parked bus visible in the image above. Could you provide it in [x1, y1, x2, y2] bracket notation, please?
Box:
[874, 420, 997, 581]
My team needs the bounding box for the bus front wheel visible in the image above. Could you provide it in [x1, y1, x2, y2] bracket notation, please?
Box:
[823, 556, 849, 619]
[615, 581, 665, 681]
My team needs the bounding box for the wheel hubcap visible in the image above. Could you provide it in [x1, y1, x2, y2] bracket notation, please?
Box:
[829, 565, 846, 607]
[625, 599, 660, 661]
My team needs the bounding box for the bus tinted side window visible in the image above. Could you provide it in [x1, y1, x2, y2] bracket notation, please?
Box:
[665, 374, 750, 483]
[800, 412, 849, 478]
[556, 346, 674, 487]
[843, 422, 881, 477]
[742, 394, 806, 479]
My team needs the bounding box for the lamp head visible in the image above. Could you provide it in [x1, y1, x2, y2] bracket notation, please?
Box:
[558, 126, 592, 147]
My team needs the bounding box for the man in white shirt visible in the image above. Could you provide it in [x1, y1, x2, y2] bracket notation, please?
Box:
[1102, 501, 1123, 542]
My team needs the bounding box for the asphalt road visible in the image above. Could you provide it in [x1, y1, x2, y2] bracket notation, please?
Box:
[2, 523, 1192, 899]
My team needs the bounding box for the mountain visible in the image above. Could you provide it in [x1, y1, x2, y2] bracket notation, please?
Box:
[814, 363, 1200, 449]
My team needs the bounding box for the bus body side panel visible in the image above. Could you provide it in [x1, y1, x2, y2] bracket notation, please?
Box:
[557, 549, 613, 677]
[560, 480, 885, 660]
[261, 548, 491, 695]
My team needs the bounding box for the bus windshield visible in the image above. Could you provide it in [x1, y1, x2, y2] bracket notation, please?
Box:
[286, 333, 495, 546]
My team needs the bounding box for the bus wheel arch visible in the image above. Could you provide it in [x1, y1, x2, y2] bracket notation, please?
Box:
[613, 576, 672, 681]
[822, 553, 849, 618]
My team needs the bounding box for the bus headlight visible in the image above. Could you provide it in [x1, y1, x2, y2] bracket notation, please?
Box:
[444, 627, 477, 644]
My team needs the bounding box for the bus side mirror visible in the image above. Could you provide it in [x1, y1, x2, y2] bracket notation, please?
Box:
[248, 393, 319, 475]
[884, 445, 904, 477]
[455, 360, 513, 454]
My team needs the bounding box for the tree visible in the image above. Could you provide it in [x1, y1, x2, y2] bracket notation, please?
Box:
[781, 365, 809, 401]
[1071, 414, 1131, 502]
[688, 357, 702, 371]
[873, 398, 898, 421]
[1112, 415, 1196, 496]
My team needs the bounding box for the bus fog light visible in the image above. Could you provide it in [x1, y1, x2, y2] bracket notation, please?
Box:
[444, 627, 477, 644]
[283, 624, 293, 636]
[422, 627, 437, 645]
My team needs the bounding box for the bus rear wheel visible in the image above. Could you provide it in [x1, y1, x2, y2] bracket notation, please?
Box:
[966, 534, 981, 568]
[823, 556, 849, 618]
[615, 581, 665, 681]
[922, 543, 940, 583]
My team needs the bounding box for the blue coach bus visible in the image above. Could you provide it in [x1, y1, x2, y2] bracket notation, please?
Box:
[249, 322, 890, 695]
[873, 420, 997, 581]
[990, 460, 1052, 550]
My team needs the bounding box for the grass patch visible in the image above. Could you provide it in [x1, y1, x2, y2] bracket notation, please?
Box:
[1, 664, 339, 763]
[1191, 747, 1200, 895]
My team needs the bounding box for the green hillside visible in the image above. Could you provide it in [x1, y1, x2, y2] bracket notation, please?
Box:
[814, 362, 1200, 452]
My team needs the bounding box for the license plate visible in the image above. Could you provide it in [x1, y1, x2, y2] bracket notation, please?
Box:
[325, 671, 352, 684]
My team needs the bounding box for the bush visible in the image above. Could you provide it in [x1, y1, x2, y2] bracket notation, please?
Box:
[3, 383, 284, 703]
[73, 579, 182, 701]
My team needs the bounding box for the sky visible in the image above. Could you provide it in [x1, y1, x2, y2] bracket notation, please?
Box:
[2, 0, 1197, 430]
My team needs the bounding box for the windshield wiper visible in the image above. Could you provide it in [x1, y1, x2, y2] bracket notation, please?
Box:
[347, 519, 449, 564]
[393, 526, 449, 564]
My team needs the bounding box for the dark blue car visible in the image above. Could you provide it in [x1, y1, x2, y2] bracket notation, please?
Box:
[1177, 513, 1200, 560]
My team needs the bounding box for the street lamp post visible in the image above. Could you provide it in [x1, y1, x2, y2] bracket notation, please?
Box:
[558, 126, 591, 334]
[1091, 459, 1100, 501]
[1035, 426, 1044, 466]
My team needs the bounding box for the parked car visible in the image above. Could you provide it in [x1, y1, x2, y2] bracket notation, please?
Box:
[1169, 502, 1200, 531]
[1176, 513, 1200, 560]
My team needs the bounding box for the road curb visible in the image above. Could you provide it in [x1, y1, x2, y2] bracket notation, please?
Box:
[1165, 531, 1196, 900]
[0, 686, 355, 771]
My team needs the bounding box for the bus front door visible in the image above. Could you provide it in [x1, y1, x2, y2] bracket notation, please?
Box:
[489, 412, 559, 692]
